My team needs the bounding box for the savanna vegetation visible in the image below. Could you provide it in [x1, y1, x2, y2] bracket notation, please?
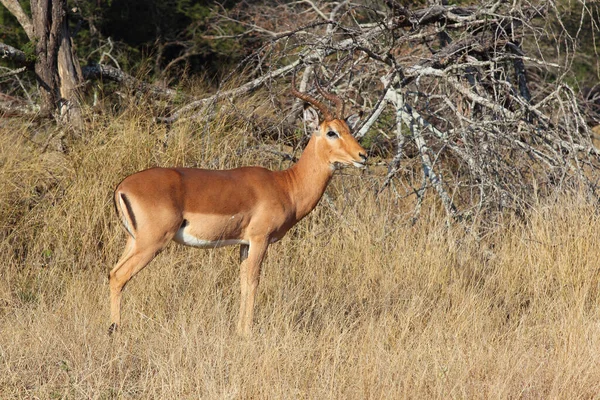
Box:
[2, 0, 600, 398]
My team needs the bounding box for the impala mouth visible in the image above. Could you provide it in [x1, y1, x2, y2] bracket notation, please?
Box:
[333, 158, 367, 169]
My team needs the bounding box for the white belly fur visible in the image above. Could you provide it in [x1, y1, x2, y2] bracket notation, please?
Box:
[173, 228, 249, 248]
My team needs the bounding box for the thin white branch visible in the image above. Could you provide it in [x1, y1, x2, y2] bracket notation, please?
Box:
[0, 65, 26, 78]
[355, 73, 393, 139]
[290, 0, 327, 20]
[384, 82, 458, 219]
[159, 60, 302, 123]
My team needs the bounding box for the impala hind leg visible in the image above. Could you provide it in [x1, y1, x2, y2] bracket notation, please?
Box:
[108, 238, 165, 334]
[237, 240, 268, 337]
[238, 244, 249, 336]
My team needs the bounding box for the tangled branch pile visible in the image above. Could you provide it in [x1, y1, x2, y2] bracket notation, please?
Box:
[160, 1, 600, 223]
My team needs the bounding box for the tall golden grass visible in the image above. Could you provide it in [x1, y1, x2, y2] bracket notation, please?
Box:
[2, 100, 600, 398]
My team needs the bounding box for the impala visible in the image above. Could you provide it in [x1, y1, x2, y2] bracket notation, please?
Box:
[108, 74, 367, 336]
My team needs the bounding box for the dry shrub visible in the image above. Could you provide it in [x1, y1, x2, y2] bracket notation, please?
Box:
[2, 103, 600, 398]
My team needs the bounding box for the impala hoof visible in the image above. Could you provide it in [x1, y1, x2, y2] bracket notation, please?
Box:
[108, 323, 118, 335]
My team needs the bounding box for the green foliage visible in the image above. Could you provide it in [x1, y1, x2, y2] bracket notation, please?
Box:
[0, 4, 28, 46]
[176, 0, 212, 21]
[70, 0, 248, 81]
[21, 40, 36, 62]
[1, 0, 250, 83]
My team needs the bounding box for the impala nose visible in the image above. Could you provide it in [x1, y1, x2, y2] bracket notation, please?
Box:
[359, 152, 368, 162]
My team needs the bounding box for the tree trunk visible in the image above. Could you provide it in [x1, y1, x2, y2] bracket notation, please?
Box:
[57, 11, 83, 126]
[29, 0, 82, 126]
[30, 0, 59, 117]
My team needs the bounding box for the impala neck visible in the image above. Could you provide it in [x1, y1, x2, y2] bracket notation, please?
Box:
[283, 135, 334, 221]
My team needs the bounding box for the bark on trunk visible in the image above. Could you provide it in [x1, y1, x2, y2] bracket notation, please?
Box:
[57, 12, 83, 126]
[31, 0, 60, 117]
[29, 0, 82, 126]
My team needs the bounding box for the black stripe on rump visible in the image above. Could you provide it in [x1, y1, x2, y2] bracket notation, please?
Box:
[120, 193, 137, 231]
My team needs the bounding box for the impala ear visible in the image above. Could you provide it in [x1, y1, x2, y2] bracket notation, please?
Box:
[303, 106, 320, 133]
[345, 113, 361, 130]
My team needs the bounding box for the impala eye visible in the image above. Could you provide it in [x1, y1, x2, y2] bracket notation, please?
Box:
[326, 130, 338, 138]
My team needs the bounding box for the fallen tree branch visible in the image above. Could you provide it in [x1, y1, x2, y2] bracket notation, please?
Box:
[0, 41, 182, 100]
[0, 65, 26, 78]
[157, 60, 301, 124]
[157, 16, 403, 124]
[0, 42, 29, 65]
[0, 92, 39, 116]
[81, 63, 181, 100]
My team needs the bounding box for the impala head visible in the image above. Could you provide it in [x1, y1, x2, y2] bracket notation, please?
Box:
[291, 72, 368, 169]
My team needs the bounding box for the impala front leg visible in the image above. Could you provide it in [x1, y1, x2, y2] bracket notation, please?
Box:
[237, 239, 268, 337]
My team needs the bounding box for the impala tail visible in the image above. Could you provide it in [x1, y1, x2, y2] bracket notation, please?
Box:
[114, 190, 137, 239]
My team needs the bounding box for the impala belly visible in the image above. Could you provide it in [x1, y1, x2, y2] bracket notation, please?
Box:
[173, 230, 249, 248]
[173, 213, 248, 249]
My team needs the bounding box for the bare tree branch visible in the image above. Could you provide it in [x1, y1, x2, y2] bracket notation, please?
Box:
[81, 63, 181, 99]
[0, 0, 34, 40]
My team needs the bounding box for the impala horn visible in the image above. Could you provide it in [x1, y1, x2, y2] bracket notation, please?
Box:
[291, 71, 334, 121]
[314, 72, 345, 119]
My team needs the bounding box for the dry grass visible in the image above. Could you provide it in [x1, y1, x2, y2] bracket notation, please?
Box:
[2, 103, 600, 399]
